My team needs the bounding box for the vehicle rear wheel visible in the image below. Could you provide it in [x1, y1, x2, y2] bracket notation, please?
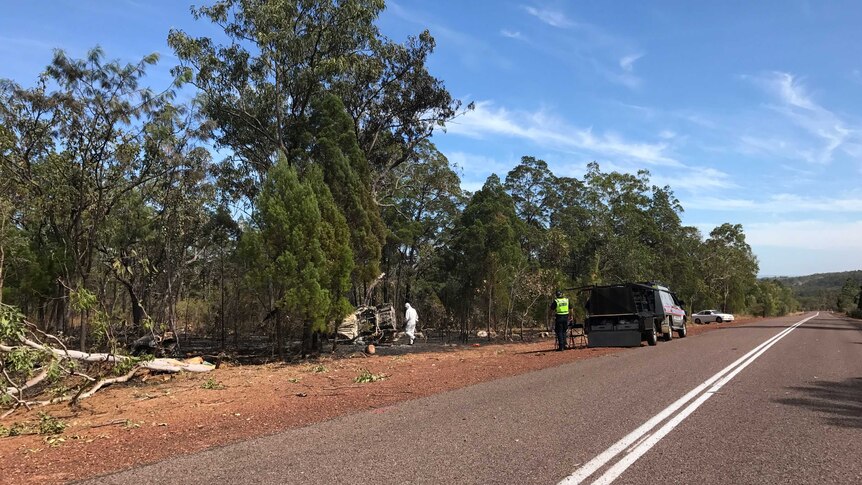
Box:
[646, 330, 657, 346]
[663, 316, 673, 341]
[694, 318, 701, 324]
[677, 321, 687, 338]
[715, 317, 723, 323]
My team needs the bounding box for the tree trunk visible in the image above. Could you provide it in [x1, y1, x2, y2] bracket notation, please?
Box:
[220, 250, 226, 350]
[0, 243, 5, 305]
[275, 312, 285, 361]
[300, 321, 312, 359]
[487, 281, 492, 342]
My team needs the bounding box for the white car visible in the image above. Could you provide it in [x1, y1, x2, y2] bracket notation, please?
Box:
[692, 309, 734, 324]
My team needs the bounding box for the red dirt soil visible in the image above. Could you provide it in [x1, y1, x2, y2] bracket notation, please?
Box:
[0, 317, 762, 484]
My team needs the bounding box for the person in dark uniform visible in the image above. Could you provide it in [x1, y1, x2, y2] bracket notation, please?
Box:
[551, 290, 570, 351]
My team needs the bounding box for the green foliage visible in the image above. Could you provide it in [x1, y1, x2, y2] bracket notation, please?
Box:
[0, 2, 777, 358]
[304, 165, 354, 325]
[168, 0, 459, 199]
[201, 378, 224, 390]
[69, 288, 98, 313]
[0, 303, 26, 342]
[0, 422, 31, 437]
[310, 364, 328, 373]
[37, 412, 66, 435]
[837, 278, 861, 313]
[749, 279, 799, 317]
[354, 368, 386, 383]
[440, 174, 525, 325]
[302, 94, 384, 287]
[774, 270, 862, 310]
[248, 158, 333, 335]
[122, 419, 142, 429]
[113, 355, 143, 376]
[701, 223, 759, 312]
[5, 347, 38, 374]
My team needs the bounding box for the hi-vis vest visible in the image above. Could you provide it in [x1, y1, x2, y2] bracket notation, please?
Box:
[555, 298, 569, 315]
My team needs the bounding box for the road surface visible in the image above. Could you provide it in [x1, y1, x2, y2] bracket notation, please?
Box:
[89, 312, 861, 484]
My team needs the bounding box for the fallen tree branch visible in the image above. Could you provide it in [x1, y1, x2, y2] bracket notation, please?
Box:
[19, 338, 213, 372]
[4, 366, 50, 395]
[1, 303, 215, 418]
[77, 366, 141, 400]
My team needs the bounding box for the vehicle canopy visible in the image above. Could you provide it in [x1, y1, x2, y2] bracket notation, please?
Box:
[583, 282, 682, 316]
[576, 282, 686, 347]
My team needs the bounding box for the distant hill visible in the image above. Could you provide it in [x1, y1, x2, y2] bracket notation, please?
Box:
[766, 270, 862, 309]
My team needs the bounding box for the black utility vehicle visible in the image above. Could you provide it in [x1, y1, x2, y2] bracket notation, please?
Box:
[581, 282, 687, 347]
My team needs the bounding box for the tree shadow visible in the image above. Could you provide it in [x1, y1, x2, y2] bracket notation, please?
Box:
[773, 377, 862, 429]
[719, 324, 862, 332]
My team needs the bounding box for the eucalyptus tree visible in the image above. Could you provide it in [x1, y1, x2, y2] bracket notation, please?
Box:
[440, 175, 524, 336]
[379, 141, 464, 309]
[0, 48, 191, 347]
[504, 156, 555, 261]
[579, 163, 655, 284]
[168, 0, 461, 202]
[702, 223, 759, 312]
[837, 278, 860, 313]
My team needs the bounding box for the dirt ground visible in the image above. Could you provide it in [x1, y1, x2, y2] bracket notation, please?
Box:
[0, 318, 761, 484]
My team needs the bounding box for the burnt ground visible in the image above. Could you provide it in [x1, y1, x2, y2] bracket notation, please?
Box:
[0, 317, 762, 484]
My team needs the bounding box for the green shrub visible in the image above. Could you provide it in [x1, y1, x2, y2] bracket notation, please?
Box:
[38, 413, 66, 435]
[354, 369, 386, 384]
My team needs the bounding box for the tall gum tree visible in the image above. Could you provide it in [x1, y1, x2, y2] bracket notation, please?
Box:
[167, 0, 461, 204]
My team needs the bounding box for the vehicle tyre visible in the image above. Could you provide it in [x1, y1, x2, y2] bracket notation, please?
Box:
[677, 321, 687, 338]
[663, 317, 673, 341]
[715, 317, 723, 323]
[646, 330, 657, 346]
[694, 318, 701, 324]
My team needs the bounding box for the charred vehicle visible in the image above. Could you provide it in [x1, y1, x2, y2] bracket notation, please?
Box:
[581, 282, 687, 347]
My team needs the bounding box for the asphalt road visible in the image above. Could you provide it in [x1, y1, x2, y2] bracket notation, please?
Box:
[88, 312, 862, 485]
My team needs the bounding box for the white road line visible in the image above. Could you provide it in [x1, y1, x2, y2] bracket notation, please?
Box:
[559, 313, 818, 485]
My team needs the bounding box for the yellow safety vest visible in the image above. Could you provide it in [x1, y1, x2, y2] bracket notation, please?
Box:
[555, 298, 569, 315]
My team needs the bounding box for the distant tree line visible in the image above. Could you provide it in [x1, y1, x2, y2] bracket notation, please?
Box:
[0, 0, 799, 359]
[776, 271, 862, 314]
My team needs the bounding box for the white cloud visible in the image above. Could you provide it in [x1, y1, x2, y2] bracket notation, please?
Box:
[523, 6, 573, 28]
[770, 72, 817, 110]
[0, 36, 55, 52]
[653, 166, 737, 193]
[682, 193, 862, 213]
[746, 71, 857, 164]
[745, 220, 862, 250]
[445, 151, 511, 176]
[386, 2, 511, 69]
[445, 100, 680, 167]
[619, 53, 643, 72]
[501, 29, 526, 41]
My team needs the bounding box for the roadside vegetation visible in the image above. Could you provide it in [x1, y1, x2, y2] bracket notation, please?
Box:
[0, 0, 811, 414]
[776, 271, 862, 315]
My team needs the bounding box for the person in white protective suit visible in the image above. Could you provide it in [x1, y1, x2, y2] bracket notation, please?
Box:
[404, 302, 419, 345]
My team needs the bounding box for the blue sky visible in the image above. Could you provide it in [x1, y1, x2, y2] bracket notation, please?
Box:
[2, 1, 861, 276]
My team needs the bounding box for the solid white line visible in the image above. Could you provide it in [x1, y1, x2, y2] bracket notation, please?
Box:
[590, 313, 817, 484]
[558, 313, 818, 485]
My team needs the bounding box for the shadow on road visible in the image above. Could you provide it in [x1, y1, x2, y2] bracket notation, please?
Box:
[717, 324, 862, 332]
[774, 377, 862, 429]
